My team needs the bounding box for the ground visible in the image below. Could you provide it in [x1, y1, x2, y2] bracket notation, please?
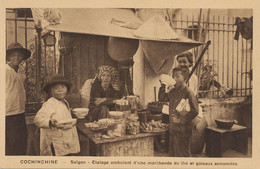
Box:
[154, 137, 252, 157]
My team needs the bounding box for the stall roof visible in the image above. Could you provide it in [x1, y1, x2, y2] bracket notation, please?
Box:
[39, 8, 203, 45]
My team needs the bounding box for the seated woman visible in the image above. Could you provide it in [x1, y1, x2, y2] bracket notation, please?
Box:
[87, 65, 122, 122]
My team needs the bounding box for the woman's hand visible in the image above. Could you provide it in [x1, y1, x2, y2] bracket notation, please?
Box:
[95, 98, 107, 106]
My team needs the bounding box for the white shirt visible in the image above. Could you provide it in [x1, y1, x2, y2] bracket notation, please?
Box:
[188, 74, 199, 96]
[6, 64, 26, 116]
[34, 97, 80, 156]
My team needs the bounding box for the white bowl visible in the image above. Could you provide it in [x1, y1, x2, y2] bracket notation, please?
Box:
[57, 118, 77, 125]
[73, 108, 89, 119]
[160, 74, 176, 86]
[109, 111, 124, 119]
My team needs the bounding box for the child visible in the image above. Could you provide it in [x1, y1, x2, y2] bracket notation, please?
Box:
[160, 66, 198, 157]
[34, 74, 80, 156]
[176, 51, 198, 96]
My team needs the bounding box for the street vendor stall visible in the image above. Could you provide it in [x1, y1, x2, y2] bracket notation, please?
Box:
[72, 96, 168, 156]
[77, 118, 159, 156]
[30, 8, 207, 156]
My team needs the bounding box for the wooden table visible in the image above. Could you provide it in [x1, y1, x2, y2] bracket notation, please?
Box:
[205, 124, 248, 157]
[77, 119, 162, 156]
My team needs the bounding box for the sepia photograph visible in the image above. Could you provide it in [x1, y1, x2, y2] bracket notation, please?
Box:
[2, 4, 258, 168]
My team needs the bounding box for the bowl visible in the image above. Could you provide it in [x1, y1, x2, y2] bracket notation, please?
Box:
[109, 111, 124, 119]
[159, 74, 176, 86]
[73, 108, 89, 119]
[215, 119, 234, 129]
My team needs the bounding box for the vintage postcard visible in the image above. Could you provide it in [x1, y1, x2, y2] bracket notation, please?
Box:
[0, 0, 259, 168]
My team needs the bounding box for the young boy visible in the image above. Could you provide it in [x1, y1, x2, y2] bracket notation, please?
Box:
[34, 74, 80, 156]
[160, 66, 198, 157]
[6, 42, 31, 155]
[176, 51, 198, 96]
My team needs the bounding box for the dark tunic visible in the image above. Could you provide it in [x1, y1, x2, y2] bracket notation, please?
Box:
[158, 84, 198, 157]
[88, 80, 121, 122]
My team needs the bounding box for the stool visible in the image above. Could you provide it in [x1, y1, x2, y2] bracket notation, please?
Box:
[206, 124, 248, 157]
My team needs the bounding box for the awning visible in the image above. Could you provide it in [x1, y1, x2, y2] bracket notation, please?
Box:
[31, 8, 204, 74]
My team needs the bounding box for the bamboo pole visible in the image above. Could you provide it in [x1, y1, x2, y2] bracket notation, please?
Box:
[36, 21, 42, 108]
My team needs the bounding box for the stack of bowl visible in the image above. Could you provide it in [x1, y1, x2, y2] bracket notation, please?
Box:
[72, 108, 89, 119]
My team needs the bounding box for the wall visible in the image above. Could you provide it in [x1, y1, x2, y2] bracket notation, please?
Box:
[200, 97, 246, 126]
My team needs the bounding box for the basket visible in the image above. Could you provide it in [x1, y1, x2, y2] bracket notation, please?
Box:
[215, 119, 234, 129]
[147, 101, 166, 113]
[137, 111, 148, 123]
[148, 113, 162, 121]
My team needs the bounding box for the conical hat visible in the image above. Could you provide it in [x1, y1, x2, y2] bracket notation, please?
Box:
[133, 15, 179, 40]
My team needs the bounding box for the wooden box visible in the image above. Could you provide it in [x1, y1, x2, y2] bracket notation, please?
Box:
[206, 124, 248, 157]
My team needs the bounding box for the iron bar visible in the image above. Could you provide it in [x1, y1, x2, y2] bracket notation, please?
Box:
[6, 18, 34, 22]
[36, 22, 42, 106]
[249, 39, 252, 95]
[54, 31, 57, 73]
[236, 35, 239, 96]
[232, 16, 235, 96]
[35, 36, 38, 101]
[174, 27, 236, 32]
[167, 19, 237, 25]
[222, 16, 225, 86]
[212, 15, 215, 97]
[227, 16, 230, 87]
[217, 16, 220, 96]
[14, 10, 17, 42]
[245, 39, 248, 95]
[44, 45, 47, 80]
[241, 39, 244, 96]
[25, 9, 29, 106]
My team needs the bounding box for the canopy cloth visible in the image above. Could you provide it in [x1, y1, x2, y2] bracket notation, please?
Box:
[31, 8, 203, 74]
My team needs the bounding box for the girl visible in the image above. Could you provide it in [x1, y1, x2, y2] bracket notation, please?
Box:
[34, 74, 80, 156]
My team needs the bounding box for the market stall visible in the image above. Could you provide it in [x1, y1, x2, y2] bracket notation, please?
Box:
[30, 8, 207, 157]
[77, 118, 159, 156]
[72, 96, 169, 156]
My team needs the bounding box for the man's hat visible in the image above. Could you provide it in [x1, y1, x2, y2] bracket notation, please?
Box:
[6, 42, 31, 61]
[43, 74, 72, 93]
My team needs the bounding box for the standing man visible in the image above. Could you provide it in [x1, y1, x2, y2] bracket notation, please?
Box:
[6, 42, 31, 155]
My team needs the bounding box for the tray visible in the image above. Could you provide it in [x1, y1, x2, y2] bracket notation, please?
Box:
[141, 128, 168, 133]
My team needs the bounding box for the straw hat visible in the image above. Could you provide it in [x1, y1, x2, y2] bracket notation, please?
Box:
[108, 37, 139, 62]
[6, 42, 31, 61]
[43, 74, 72, 93]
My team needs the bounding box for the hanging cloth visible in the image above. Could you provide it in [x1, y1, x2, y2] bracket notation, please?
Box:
[234, 16, 253, 40]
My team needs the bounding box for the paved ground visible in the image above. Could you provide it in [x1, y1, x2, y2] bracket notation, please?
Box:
[154, 137, 252, 157]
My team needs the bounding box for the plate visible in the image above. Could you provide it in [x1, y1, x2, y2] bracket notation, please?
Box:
[57, 118, 77, 125]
